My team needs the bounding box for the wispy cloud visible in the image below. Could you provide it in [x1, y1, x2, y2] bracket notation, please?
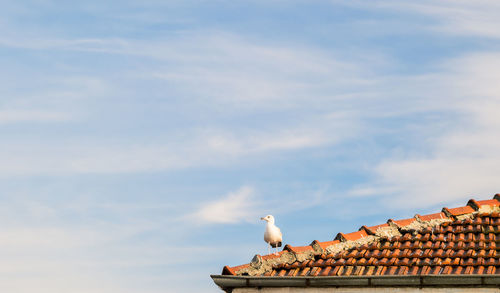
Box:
[0, 120, 353, 176]
[349, 52, 500, 208]
[0, 30, 371, 108]
[0, 31, 367, 176]
[192, 186, 258, 224]
[396, 1, 500, 38]
[205, 127, 338, 155]
[0, 199, 240, 293]
[337, 0, 500, 39]
[0, 110, 71, 124]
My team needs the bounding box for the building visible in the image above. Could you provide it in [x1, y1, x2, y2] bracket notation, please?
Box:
[211, 195, 500, 292]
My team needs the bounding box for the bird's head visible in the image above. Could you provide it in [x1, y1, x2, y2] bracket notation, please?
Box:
[260, 215, 275, 224]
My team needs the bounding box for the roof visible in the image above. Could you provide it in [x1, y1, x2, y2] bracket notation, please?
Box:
[212, 194, 500, 291]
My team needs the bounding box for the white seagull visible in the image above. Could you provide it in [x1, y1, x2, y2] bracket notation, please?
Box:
[261, 215, 282, 255]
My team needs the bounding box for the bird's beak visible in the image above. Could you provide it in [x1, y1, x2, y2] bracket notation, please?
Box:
[260, 217, 265, 220]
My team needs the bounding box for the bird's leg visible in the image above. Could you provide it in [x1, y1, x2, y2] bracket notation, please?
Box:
[268, 243, 271, 256]
[274, 246, 278, 256]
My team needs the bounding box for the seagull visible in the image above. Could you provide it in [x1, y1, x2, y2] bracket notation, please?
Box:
[261, 215, 282, 255]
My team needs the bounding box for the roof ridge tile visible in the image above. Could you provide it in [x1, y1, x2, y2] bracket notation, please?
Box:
[310, 239, 339, 253]
[442, 205, 476, 217]
[283, 244, 316, 262]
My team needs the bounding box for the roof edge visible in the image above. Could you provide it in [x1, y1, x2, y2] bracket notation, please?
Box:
[211, 274, 500, 291]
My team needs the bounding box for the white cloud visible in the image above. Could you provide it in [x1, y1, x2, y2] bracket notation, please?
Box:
[401, 1, 500, 38]
[0, 199, 241, 293]
[0, 74, 112, 127]
[0, 30, 370, 108]
[206, 128, 333, 155]
[339, 0, 500, 39]
[193, 186, 258, 224]
[352, 52, 500, 208]
[0, 122, 349, 176]
[0, 31, 369, 176]
[0, 110, 71, 124]
[145, 33, 365, 107]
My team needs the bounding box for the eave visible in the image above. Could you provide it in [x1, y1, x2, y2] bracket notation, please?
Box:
[211, 274, 500, 292]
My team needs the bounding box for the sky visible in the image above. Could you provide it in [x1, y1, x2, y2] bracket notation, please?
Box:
[1, 0, 500, 292]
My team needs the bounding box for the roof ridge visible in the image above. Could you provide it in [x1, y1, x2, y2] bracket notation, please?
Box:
[224, 194, 500, 276]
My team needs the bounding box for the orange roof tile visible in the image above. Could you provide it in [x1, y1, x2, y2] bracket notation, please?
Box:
[389, 217, 416, 227]
[336, 230, 369, 241]
[220, 195, 500, 277]
[283, 244, 314, 254]
[443, 206, 475, 216]
[363, 223, 390, 234]
[311, 239, 339, 251]
[417, 212, 447, 221]
[469, 199, 500, 208]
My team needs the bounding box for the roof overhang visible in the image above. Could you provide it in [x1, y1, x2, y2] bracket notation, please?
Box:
[211, 275, 500, 292]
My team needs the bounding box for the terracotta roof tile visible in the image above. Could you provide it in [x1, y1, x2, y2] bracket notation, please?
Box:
[311, 240, 339, 251]
[486, 266, 496, 274]
[470, 199, 500, 209]
[363, 223, 390, 235]
[417, 212, 447, 221]
[283, 244, 314, 254]
[221, 195, 500, 277]
[336, 230, 369, 241]
[443, 206, 476, 216]
[398, 266, 409, 275]
[222, 264, 249, 275]
[442, 266, 452, 274]
[389, 217, 417, 228]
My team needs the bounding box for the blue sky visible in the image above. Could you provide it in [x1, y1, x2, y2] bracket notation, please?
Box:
[2, 1, 500, 292]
